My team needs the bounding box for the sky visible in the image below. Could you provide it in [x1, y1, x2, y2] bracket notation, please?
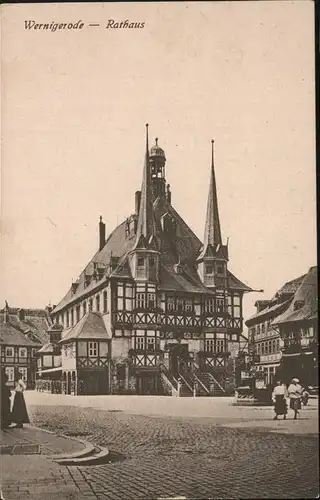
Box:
[1, 1, 316, 324]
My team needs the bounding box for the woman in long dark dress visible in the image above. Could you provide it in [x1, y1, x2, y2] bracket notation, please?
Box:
[11, 377, 30, 428]
[272, 380, 288, 420]
[1, 372, 12, 429]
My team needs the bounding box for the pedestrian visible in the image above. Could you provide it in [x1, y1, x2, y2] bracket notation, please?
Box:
[287, 378, 303, 419]
[11, 374, 30, 428]
[301, 387, 309, 406]
[272, 380, 288, 420]
[1, 371, 12, 429]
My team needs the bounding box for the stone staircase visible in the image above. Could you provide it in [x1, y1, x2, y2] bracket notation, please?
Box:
[160, 363, 227, 397]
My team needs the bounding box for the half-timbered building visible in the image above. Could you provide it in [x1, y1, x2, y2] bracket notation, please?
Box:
[0, 302, 51, 388]
[47, 126, 253, 396]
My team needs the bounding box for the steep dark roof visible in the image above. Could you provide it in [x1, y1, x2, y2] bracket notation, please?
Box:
[246, 298, 292, 326]
[0, 307, 51, 346]
[273, 266, 317, 325]
[53, 191, 251, 312]
[275, 273, 306, 297]
[60, 312, 111, 343]
[246, 268, 315, 326]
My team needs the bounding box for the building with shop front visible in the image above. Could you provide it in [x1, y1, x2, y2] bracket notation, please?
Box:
[42, 127, 253, 396]
[0, 302, 51, 388]
[246, 266, 317, 386]
[273, 266, 318, 387]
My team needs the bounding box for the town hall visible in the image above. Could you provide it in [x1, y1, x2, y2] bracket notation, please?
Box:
[37, 125, 253, 396]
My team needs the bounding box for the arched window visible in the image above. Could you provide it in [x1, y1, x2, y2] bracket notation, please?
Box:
[103, 291, 108, 313]
[96, 295, 100, 312]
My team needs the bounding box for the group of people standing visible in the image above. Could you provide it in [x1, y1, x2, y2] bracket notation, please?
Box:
[1, 371, 30, 430]
[272, 378, 309, 420]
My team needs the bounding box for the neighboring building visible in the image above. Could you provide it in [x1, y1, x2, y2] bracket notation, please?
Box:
[246, 267, 317, 386]
[0, 302, 51, 388]
[273, 266, 318, 387]
[44, 128, 253, 396]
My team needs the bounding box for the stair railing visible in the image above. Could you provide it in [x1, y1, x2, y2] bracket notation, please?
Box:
[159, 363, 179, 393]
[193, 363, 226, 393]
[178, 372, 193, 393]
[193, 373, 210, 395]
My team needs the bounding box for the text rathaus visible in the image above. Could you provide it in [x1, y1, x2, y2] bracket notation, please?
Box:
[40, 126, 253, 396]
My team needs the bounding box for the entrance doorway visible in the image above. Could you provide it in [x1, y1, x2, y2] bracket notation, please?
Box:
[169, 343, 189, 376]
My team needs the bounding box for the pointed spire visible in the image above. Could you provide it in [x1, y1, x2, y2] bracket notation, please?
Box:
[134, 124, 157, 249]
[199, 140, 222, 259]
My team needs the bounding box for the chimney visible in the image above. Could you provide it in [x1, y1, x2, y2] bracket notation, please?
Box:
[166, 184, 171, 204]
[18, 308, 25, 321]
[3, 301, 9, 324]
[99, 216, 106, 251]
[135, 191, 141, 215]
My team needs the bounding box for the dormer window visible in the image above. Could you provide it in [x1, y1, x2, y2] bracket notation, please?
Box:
[137, 257, 144, 267]
[217, 264, 224, 274]
[149, 257, 155, 267]
[205, 265, 213, 275]
[294, 300, 304, 311]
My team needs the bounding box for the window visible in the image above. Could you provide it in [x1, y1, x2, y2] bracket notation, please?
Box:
[70, 309, 74, 326]
[261, 324, 265, 334]
[96, 295, 100, 312]
[88, 342, 98, 357]
[257, 324, 261, 334]
[216, 264, 224, 274]
[83, 301, 87, 316]
[272, 339, 276, 353]
[276, 339, 280, 351]
[5, 347, 14, 357]
[261, 343, 265, 355]
[149, 257, 155, 267]
[146, 337, 155, 351]
[205, 338, 225, 353]
[177, 298, 184, 312]
[136, 337, 145, 350]
[136, 293, 145, 309]
[19, 367, 28, 381]
[216, 299, 225, 313]
[205, 265, 213, 275]
[137, 257, 144, 267]
[76, 305, 80, 323]
[89, 298, 93, 312]
[19, 348, 27, 358]
[216, 340, 225, 352]
[66, 311, 70, 328]
[205, 339, 214, 352]
[256, 344, 260, 355]
[167, 296, 175, 311]
[204, 299, 214, 313]
[5, 367, 14, 382]
[103, 291, 108, 313]
[268, 340, 272, 354]
[147, 293, 155, 309]
[185, 299, 193, 312]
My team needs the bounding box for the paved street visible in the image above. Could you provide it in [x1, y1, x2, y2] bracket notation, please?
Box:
[11, 392, 318, 500]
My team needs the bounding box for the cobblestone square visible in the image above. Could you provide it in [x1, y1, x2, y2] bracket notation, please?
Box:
[17, 394, 319, 500]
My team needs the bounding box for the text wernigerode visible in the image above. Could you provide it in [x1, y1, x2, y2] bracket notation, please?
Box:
[24, 20, 146, 32]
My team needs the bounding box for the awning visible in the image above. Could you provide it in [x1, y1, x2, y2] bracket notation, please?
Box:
[37, 367, 62, 374]
[282, 352, 314, 358]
